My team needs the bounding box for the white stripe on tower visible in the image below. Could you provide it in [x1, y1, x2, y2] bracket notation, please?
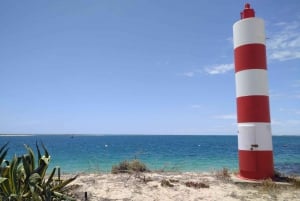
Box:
[233, 3, 274, 180]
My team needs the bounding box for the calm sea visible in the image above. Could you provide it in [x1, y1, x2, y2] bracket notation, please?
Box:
[1, 135, 299, 175]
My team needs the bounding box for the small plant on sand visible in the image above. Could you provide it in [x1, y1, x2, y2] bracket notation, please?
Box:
[111, 159, 148, 174]
[185, 181, 209, 188]
[291, 177, 300, 188]
[261, 178, 277, 192]
[160, 179, 174, 187]
[273, 171, 300, 189]
[0, 142, 77, 201]
[215, 167, 231, 181]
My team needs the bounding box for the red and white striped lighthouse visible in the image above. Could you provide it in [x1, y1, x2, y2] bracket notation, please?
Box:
[233, 3, 274, 179]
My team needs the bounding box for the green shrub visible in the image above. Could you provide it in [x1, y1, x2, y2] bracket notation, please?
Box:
[111, 159, 148, 174]
[0, 142, 77, 201]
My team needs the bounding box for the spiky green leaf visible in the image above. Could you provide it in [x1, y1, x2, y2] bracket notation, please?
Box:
[45, 167, 56, 186]
[53, 191, 77, 201]
[29, 173, 41, 186]
[24, 144, 36, 172]
[41, 142, 49, 158]
[0, 142, 9, 155]
[36, 141, 42, 164]
[51, 175, 78, 192]
[0, 143, 9, 166]
[0, 177, 7, 184]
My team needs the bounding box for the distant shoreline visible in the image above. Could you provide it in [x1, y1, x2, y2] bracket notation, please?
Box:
[0, 134, 34, 137]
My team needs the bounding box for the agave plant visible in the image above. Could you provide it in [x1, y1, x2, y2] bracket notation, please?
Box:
[0, 142, 10, 194]
[0, 142, 77, 201]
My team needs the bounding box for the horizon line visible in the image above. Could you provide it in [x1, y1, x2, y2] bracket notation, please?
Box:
[1, 133, 299, 136]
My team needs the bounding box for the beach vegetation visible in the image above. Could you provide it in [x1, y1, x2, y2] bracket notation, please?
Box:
[160, 179, 174, 187]
[0, 142, 77, 201]
[215, 167, 231, 181]
[261, 178, 277, 190]
[291, 177, 300, 188]
[273, 171, 300, 189]
[185, 181, 209, 188]
[111, 159, 148, 174]
[155, 163, 180, 173]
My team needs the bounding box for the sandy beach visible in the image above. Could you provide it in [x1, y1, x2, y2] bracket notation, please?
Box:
[68, 172, 300, 201]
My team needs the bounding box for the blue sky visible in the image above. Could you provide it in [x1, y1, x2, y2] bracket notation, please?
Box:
[0, 0, 299, 135]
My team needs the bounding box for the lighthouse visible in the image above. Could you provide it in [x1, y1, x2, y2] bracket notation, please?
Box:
[233, 3, 274, 179]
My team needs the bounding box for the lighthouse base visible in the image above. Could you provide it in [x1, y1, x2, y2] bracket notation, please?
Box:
[239, 150, 274, 180]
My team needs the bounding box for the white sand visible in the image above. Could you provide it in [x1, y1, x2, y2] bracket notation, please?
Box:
[69, 172, 300, 201]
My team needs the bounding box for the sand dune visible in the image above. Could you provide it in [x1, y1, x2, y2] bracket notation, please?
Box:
[67, 172, 300, 201]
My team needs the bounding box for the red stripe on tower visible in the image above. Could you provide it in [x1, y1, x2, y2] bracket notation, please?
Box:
[234, 44, 267, 72]
[237, 96, 270, 122]
[233, 3, 274, 180]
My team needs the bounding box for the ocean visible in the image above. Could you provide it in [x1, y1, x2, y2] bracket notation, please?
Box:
[1, 135, 299, 175]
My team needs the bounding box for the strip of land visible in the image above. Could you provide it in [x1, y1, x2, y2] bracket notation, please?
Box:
[0, 134, 33, 136]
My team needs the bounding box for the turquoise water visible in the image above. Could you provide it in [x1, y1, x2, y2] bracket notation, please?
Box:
[1, 135, 299, 175]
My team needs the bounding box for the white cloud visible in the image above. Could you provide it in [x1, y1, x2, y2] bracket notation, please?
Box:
[214, 114, 237, 120]
[286, 119, 300, 125]
[269, 90, 285, 98]
[292, 80, 300, 88]
[183, 72, 196, 77]
[273, 119, 300, 126]
[270, 90, 300, 100]
[181, 69, 202, 78]
[271, 119, 285, 126]
[226, 37, 233, 44]
[204, 63, 234, 75]
[270, 51, 300, 61]
[268, 20, 300, 61]
[279, 108, 300, 115]
[191, 104, 202, 109]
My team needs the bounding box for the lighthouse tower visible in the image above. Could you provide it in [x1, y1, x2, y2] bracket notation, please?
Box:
[233, 3, 274, 179]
